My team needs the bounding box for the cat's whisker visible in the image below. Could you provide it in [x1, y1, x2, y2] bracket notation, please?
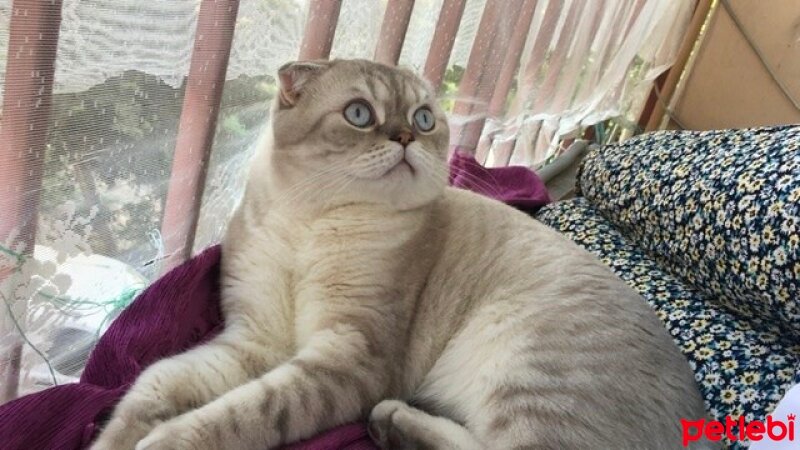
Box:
[94, 59, 709, 450]
[435, 161, 504, 199]
[414, 150, 503, 198]
[321, 177, 358, 213]
[278, 155, 392, 211]
[273, 162, 355, 208]
[275, 163, 349, 199]
[449, 170, 504, 198]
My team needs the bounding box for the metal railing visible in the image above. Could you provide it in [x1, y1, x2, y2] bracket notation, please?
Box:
[0, 0, 708, 403]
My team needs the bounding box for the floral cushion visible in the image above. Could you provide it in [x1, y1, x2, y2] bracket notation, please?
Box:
[576, 126, 800, 337]
[537, 198, 800, 450]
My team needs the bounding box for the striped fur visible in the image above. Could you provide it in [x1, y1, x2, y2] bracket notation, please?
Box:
[91, 60, 713, 450]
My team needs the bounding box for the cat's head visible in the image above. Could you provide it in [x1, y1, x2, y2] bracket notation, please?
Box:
[266, 59, 449, 212]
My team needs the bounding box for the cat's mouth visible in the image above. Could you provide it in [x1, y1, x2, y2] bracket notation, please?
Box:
[384, 157, 416, 177]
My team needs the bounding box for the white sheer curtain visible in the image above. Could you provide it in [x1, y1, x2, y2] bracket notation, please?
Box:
[479, 0, 695, 167]
[0, 0, 695, 401]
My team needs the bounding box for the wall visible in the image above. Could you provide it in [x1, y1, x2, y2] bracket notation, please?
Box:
[669, 0, 800, 129]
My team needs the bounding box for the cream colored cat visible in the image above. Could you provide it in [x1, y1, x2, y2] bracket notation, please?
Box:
[92, 59, 712, 450]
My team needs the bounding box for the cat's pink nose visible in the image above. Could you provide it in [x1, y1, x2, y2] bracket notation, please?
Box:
[391, 130, 415, 146]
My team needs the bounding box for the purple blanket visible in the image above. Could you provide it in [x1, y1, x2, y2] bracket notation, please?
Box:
[448, 150, 551, 212]
[0, 153, 549, 450]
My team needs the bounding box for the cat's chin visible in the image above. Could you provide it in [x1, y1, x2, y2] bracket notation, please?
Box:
[383, 159, 416, 178]
[336, 160, 445, 211]
[333, 178, 441, 212]
[385, 181, 446, 211]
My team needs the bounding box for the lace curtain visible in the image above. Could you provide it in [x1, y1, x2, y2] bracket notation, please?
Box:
[0, 0, 695, 402]
[480, 0, 694, 167]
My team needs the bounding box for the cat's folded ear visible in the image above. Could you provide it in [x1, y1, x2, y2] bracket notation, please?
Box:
[277, 60, 331, 107]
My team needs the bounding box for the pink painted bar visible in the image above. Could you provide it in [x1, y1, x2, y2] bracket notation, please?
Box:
[375, 0, 416, 65]
[450, 0, 518, 155]
[299, 0, 342, 60]
[570, 1, 627, 106]
[524, 1, 582, 165]
[551, 0, 608, 112]
[623, 0, 647, 42]
[486, 0, 563, 165]
[596, 1, 638, 72]
[160, 0, 240, 272]
[526, 1, 581, 114]
[507, 0, 564, 117]
[474, 0, 538, 163]
[487, 0, 538, 117]
[423, 0, 467, 90]
[529, 0, 608, 166]
[0, 0, 64, 404]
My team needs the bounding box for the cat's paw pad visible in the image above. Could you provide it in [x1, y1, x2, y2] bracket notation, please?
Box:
[368, 400, 411, 448]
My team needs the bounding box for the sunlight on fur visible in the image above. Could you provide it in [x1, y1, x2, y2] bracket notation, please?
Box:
[91, 59, 715, 450]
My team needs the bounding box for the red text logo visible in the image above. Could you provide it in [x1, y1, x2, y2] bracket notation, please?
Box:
[681, 414, 795, 446]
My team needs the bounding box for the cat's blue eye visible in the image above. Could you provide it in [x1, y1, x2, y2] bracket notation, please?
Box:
[343, 101, 374, 128]
[413, 107, 435, 132]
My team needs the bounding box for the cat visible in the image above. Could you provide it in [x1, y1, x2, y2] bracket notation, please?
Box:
[91, 59, 713, 450]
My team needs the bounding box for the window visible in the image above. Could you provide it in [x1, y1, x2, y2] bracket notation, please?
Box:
[0, 0, 697, 402]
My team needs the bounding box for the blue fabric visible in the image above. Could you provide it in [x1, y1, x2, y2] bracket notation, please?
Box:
[577, 125, 800, 337]
[537, 198, 799, 450]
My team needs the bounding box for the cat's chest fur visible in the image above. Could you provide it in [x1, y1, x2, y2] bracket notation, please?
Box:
[220, 188, 537, 396]
[221, 200, 441, 363]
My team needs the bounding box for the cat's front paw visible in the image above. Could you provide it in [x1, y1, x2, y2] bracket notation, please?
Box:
[368, 399, 411, 448]
[135, 417, 205, 450]
[91, 397, 176, 450]
[90, 415, 157, 450]
[134, 425, 172, 450]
